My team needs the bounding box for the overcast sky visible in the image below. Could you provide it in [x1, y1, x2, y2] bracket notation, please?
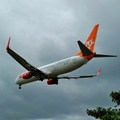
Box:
[0, 0, 120, 120]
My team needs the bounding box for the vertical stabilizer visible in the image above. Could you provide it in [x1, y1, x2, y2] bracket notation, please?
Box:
[84, 24, 99, 52]
[76, 24, 99, 56]
[75, 24, 117, 58]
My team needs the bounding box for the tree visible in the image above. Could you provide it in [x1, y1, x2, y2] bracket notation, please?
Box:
[86, 91, 120, 120]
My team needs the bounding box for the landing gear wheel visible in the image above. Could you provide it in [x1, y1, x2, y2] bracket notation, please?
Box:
[19, 85, 21, 89]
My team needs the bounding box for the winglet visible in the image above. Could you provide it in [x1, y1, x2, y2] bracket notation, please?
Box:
[96, 68, 102, 76]
[6, 37, 11, 50]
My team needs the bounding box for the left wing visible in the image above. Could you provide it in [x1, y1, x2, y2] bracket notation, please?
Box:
[6, 37, 47, 78]
[57, 68, 102, 79]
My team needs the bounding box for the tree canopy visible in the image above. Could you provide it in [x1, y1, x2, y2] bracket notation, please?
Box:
[86, 91, 120, 120]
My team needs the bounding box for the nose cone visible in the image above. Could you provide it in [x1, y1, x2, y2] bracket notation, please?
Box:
[15, 76, 20, 84]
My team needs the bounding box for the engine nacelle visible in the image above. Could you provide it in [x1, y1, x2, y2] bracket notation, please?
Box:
[47, 78, 58, 85]
[19, 71, 33, 79]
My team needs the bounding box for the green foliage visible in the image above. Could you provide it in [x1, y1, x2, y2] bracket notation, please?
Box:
[86, 91, 120, 120]
[110, 91, 120, 107]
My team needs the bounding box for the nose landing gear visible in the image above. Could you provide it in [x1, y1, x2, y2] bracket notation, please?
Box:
[19, 85, 21, 89]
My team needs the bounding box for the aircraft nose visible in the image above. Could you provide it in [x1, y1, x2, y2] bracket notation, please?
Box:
[15, 77, 19, 84]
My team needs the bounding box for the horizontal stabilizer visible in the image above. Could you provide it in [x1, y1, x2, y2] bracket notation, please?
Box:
[94, 54, 117, 57]
[77, 40, 93, 56]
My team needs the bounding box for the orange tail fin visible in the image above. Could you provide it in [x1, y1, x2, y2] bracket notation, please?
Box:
[84, 24, 99, 52]
[75, 24, 117, 58]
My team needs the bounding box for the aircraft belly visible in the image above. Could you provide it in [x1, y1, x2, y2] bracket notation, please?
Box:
[47, 56, 88, 77]
[59, 57, 87, 74]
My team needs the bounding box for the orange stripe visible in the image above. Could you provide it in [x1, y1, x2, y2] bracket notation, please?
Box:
[75, 52, 96, 60]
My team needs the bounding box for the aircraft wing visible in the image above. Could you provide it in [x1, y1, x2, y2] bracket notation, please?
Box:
[58, 68, 102, 79]
[6, 38, 47, 78]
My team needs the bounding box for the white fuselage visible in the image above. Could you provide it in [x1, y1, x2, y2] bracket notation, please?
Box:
[15, 56, 88, 85]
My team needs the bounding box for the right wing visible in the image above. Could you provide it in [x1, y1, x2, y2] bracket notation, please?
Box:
[6, 38, 47, 78]
[57, 68, 102, 79]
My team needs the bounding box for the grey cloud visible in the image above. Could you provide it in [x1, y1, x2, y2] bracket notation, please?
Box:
[0, 0, 120, 120]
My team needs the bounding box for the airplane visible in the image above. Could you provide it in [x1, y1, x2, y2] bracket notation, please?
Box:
[6, 24, 117, 89]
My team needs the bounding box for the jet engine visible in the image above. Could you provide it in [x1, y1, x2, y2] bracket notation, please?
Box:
[47, 78, 58, 85]
[22, 71, 33, 79]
